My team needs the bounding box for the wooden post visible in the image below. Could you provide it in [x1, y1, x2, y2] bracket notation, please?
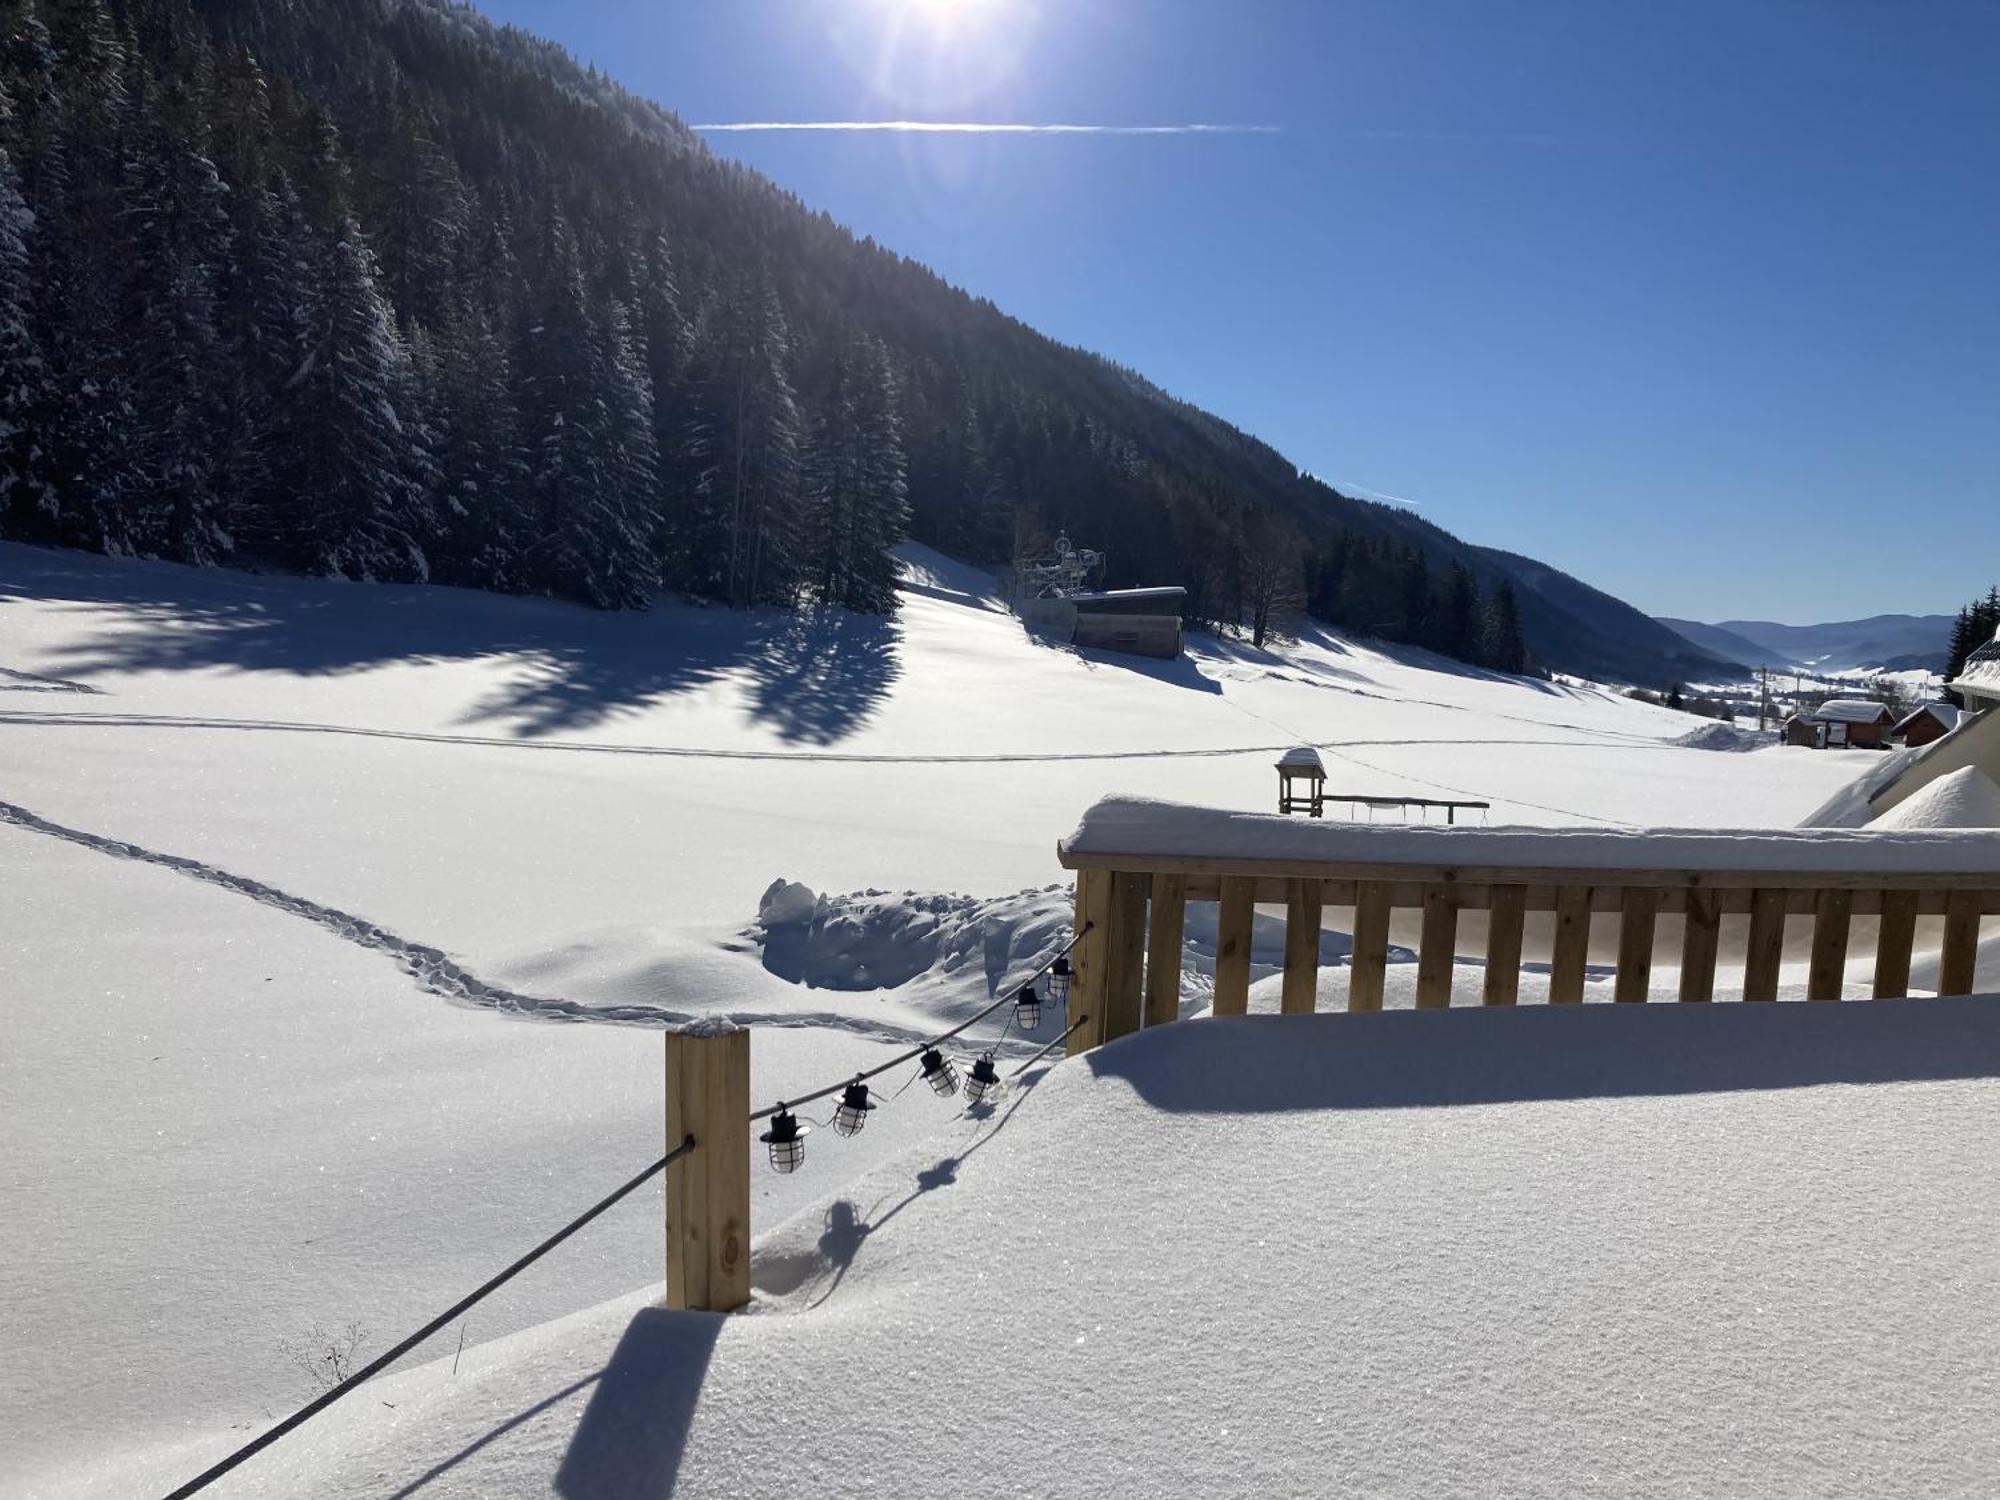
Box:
[1614, 887, 1658, 1003]
[1212, 877, 1255, 1017]
[1743, 888, 1787, 1002]
[1938, 891, 1983, 997]
[1101, 871, 1149, 1042]
[665, 1024, 750, 1313]
[1679, 889, 1719, 1002]
[1144, 873, 1188, 1027]
[1348, 880, 1390, 1012]
[1068, 871, 1112, 1055]
[1872, 889, 1918, 999]
[1548, 885, 1593, 1004]
[1806, 888, 1852, 1001]
[1482, 884, 1526, 1006]
[1281, 878, 1323, 1013]
[1414, 883, 1459, 1009]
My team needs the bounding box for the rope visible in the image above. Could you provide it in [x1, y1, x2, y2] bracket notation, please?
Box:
[159, 1136, 698, 1500]
[747, 923, 1092, 1124]
[1010, 1015, 1090, 1077]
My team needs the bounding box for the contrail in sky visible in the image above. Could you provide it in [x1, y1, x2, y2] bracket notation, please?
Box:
[693, 120, 1279, 135]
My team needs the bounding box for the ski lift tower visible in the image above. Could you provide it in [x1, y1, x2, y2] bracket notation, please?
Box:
[1013, 532, 1105, 601]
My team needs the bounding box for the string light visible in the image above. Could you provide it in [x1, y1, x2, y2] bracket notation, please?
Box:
[919, 1047, 960, 1097]
[1014, 982, 1042, 1032]
[760, 1106, 809, 1173]
[1047, 954, 1072, 1005]
[964, 1052, 1003, 1105]
[832, 1079, 875, 1137]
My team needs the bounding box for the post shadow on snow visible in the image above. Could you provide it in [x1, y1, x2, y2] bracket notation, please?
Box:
[1085, 997, 2000, 1113]
[0, 542, 902, 742]
[550, 1306, 725, 1500]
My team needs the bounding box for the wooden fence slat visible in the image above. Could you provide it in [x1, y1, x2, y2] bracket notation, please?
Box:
[1806, 888, 1853, 1001]
[1743, 888, 1787, 1002]
[1101, 871, 1150, 1042]
[1212, 877, 1254, 1017]
[1415, 883, 1459, 1009]
[1872, 889, 1918, 999]
[1068, 870, 1111, 1055]
[1614, 887, 1659, 1003]
[1144, 873, 1188, 1028]
[1548, 885, 1593, 1004]
[1281, 878, 1324, 1013]
[1483, 884, 1525, 1006]
[1348, 880, 1390, 1012]
[1679, 888, 1719, 1002]
[1938, 890, 1983, 997]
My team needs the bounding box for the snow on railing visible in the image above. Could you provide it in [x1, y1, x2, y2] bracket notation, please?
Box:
[1056, 796, 2000, 1027]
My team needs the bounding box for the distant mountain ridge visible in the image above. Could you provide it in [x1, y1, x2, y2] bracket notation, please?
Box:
[1656, 614, 1953, 674]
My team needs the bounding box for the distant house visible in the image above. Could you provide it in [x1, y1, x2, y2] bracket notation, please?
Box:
[1952, 624, 2000, 715]
[1783, 714, 1823, 748]
[1892, 703, 1963, 748]
[1068, 588, 1186, 660]
[1812, 698, 1896, 748]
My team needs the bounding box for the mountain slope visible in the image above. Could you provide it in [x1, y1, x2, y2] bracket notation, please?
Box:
[0, 0, 1719, 686]
[1658, 615, 1952, 672]
[1478, 548, 1746, 683]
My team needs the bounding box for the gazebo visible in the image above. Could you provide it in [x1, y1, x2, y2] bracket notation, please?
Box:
[1276, 746, 1326, 817]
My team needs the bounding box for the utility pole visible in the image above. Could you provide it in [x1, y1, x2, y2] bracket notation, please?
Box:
[1758, 665, 1771, 730]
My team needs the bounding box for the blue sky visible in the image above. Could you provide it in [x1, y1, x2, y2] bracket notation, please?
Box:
[475, 0, 1998, 623]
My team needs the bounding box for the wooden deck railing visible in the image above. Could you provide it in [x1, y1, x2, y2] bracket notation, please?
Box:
[1056, 798, 2000, 1053]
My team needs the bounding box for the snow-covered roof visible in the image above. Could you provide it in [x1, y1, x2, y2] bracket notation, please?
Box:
[1068, 587, 1186, 603]
[1955, 635, 2000, 698]
[1060, 795, 2000, 878]
[1813, 698, 1896, 724]
[1892, 703, 1963, 735]
[1277, 746, 1326, 772]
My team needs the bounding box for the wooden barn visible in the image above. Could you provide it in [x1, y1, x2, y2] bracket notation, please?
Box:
[1812, 698, 1896, 748]
[1892, 703, 1963, 748]
[1783, 714, 1823, 748]
[1068, 588, 1186, 659]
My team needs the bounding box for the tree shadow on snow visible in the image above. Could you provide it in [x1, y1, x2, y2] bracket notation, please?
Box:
[1086, 997, 2000, 1113]
[0, 543, 901, 743]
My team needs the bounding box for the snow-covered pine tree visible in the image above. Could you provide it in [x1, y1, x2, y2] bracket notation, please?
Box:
[121, 62, 234, 562]
[0, 111, 50, 532]
[428, 299, 530, 590]
[517, 213, 657, 607]
[271, 215, 429, 581]
[805, 334, 908, 613]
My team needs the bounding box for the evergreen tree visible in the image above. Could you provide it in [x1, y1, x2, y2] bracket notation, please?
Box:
[0, 120, 49, 532]
[804, 335, 908, 613]
[1480, 580, 1529, 675]
[270, 215, 427, 580]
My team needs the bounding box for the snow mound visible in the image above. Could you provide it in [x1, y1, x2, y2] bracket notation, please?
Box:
[1672, 720, 1767, 752]
[1868, 766, 2000, 830]
[754, 881, 1073, 997]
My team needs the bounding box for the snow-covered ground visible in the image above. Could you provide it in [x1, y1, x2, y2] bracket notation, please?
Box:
[0, 540, 1892, 1494]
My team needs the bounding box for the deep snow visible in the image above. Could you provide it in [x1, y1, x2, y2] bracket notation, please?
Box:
[0, 539, 1900, 1493]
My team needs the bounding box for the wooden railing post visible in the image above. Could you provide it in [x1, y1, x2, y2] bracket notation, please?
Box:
[1938, 891, 1983, 997]
[1679, 889, 1720, 1002]
[1068, 870, 1112, 1055]
[1614, 887, 1659, 1003]
[1807, 889, 1853, 1001]
[1101, 871, 1149, 1043]
[665, 1023, 750, 1313]
[1872, 889, 1918, 999]
[1347, 880, 1391, 1012]
[1414, 882, 1459, 1009]
[1144, 873, 1188, 1027]
[1743, 888, 1787, 1001]
[1548, 885, 1592, 1004]
[1281, 878, 1323, 1013]
[1482, 884, 1525, 1006]
[1212, 877, 1255, 1017]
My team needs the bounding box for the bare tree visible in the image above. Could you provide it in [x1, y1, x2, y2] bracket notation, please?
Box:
[280, 1320, 370, 1393]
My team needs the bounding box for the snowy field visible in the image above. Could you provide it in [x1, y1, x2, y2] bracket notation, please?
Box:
[0, 540, 1901, 1495]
